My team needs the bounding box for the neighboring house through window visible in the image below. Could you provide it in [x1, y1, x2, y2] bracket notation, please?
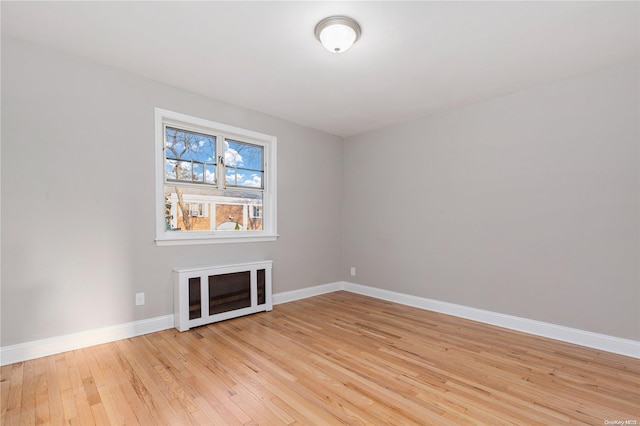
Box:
[155, 108, 277, 245]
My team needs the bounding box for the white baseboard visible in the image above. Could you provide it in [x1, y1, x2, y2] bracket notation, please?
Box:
[342, 282, 640, 359]
[0, 315, 175, 366]
[2, 282, 638, 365]
[272, 281, 343, 305]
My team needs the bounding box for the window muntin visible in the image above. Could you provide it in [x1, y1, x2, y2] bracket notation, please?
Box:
[156, 109, 277, 245]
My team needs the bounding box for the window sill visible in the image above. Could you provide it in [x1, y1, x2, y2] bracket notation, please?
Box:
[155, 233, 279, 246]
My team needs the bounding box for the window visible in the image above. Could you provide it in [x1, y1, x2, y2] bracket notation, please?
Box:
[250, 206, 262, 219]
[155, 108, 277, 245]
[186, 203, 206, 218]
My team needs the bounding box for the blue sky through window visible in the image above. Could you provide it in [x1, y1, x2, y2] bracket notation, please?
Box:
[164, 127, 264, 189]
[225, 139, 263, 189]
[165, 127, 216, 184]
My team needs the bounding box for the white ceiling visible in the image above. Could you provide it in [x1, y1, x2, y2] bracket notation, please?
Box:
[2, 1, 638, 137]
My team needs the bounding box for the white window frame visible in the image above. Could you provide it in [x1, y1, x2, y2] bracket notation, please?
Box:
[155, 108, 277, 245]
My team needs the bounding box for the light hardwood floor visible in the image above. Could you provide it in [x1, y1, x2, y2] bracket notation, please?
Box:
[2, 291, 639, 425]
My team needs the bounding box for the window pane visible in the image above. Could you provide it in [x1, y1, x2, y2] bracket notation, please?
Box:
[224, 139, 264, 189]
[165, 127, 216, 185]
[166, 159, 178, 180]
[205, 163, 216, 184]
[215, 192, 263, 231]
[164, 186, 263, 232]
[192, 162, 204, 183]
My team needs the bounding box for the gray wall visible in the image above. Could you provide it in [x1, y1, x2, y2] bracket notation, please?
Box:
[343, 62, 639, 340]
[2, 35, 638, 347]
[1, 37, 344, 346]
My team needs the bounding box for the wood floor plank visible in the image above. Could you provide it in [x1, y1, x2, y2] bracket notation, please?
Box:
[2, 291, 639, 425]
[89, 343, 144, 425]
[19, 358, 37, 425]
[65, 350, 95, 426]
[31, 357, 50, 426]
[2, 362, 24, 426]
[42, 356, 64, 425]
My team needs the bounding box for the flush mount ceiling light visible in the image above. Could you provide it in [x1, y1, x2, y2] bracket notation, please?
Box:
[315, 16, 361, 53]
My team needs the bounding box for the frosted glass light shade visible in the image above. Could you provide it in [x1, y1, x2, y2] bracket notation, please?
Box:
[315, 16, 361, 53]
[319, 24, 356, 53]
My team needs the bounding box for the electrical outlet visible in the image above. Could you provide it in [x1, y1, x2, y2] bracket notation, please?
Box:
[350, 267, 356, 276]
[135, 293, 145, 306]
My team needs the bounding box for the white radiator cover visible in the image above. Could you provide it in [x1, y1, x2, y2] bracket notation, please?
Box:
[173, 261, 273, 331]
